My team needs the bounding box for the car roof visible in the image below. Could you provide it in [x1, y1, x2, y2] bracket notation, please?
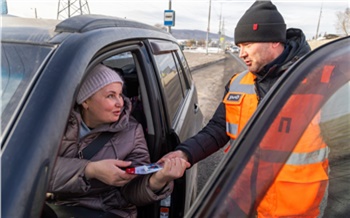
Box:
[55, 14, 163, 33]
[1, 16, 60, 44]
[1, 14, 171, 45]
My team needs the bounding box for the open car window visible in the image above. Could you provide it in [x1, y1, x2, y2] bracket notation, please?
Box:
[187, 36, 350, 217]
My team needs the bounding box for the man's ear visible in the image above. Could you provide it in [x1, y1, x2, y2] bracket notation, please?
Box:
[272, 42, 282, 48]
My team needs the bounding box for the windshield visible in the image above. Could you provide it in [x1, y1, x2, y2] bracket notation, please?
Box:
[1, 43, 53, 135]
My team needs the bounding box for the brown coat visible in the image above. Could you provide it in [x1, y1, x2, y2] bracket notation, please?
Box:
[48, 98, 173, 217]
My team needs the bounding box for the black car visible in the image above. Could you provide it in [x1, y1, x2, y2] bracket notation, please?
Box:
[187, 36, 350, 217]
[1, 15, 203, 218]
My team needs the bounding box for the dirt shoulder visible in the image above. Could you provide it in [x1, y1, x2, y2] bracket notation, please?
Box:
[184, 51, 226, 71]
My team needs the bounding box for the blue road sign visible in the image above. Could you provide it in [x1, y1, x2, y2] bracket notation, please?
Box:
[164, 10, 175, 26]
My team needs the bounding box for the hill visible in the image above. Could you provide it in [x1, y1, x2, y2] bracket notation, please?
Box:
[171, 29, 234, 42]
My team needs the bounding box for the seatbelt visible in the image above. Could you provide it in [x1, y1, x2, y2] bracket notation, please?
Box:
[43, 132, 117, 218]
[78, 132, 115, 159]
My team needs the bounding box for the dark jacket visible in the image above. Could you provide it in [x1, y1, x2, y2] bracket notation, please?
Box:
[176, 28, 311, 165]
[48, 98, 173, 218]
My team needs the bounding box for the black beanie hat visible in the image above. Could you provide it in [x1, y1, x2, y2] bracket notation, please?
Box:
[234, 0, 286, 45]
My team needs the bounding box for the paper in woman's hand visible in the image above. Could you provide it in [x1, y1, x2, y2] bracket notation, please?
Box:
[125, 163, 163, 174]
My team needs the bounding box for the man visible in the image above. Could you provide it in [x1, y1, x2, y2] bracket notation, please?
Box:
[162, 1, 329, 217]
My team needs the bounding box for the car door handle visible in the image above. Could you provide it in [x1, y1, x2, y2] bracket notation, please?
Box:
[194, 103, 199, 114]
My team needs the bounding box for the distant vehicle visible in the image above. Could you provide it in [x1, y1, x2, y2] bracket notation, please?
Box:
[225, 45, 240, 54]
[187, 36, 350, 217]
[1, 14, 203, 218]
[230, 46, 240, 53]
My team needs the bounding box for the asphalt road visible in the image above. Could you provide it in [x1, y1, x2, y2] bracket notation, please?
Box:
[191, 53, 246, 193]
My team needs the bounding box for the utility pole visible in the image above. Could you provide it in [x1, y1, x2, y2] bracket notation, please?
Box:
[315, 0, 323, 39]
[31, 7, 37, 18]
[221, 18, 226, 52]
[57, 0, 90, 20]
[168, 0, 172, 33]
[206, 0, 212, 55]
[218, 4, 222, 53]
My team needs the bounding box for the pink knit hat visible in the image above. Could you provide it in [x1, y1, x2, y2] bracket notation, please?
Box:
[76, 64, 123, 104]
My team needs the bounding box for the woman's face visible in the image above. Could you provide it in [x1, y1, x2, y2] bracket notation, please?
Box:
[82, 82, 124, 128]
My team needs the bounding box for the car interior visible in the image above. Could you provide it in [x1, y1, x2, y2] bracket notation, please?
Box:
[103, 52, 150, 145]
[101, 49, 189, 218]
[103, 52, 165, 218]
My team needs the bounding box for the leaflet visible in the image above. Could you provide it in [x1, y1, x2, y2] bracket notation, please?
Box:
[125, 163, 163, 175]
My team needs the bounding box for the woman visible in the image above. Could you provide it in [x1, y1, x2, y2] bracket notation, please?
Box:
[47, 64, 189, 217]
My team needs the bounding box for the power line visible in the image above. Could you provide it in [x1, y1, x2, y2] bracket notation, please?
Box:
[57, 0, 90, 20]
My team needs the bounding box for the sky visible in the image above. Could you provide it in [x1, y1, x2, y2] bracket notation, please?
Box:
[4, 0, 350, 40]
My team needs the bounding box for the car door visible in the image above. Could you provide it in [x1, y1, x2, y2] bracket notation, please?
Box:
[186, 36, 350, 217]
[147, 39, 204, 217]
[90, 39, 203, 218]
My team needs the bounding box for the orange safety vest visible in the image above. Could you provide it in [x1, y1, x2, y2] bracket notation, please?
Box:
[223, 70, 258, 149]
[223, 70, 329, 217]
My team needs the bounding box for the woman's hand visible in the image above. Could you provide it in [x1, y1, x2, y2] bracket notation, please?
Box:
[149, 157, 190, 192]
[85, 159, 137, 187]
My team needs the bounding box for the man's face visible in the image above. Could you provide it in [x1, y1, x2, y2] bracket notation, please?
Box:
[238, 42, 279, 73]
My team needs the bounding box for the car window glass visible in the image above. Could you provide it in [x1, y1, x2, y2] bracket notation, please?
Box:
[1, 43, 52, 134]
[214, 40, 350, 217]
[173, 52, 188, 95]
[177, 49, 192, 81]
[154, 53, 184, 122]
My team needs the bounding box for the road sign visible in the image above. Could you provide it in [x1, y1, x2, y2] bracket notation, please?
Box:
[1, 0, 8, 14]
[164, 10, 175, 26]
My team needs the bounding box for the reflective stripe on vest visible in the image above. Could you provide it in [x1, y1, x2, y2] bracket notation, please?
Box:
[286, 146, 329, 165]
[229, 70, 255, 94]
[259, 146, 329, 165]
[226, 123, 238, 139]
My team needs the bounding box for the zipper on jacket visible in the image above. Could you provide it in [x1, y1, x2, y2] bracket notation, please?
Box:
[78, 150, 83, 159]
[254, 79, 262, 104]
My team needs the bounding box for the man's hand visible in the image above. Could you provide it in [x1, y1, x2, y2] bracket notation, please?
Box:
[85, 159, 137, 186]
[159, 150, 190, 165]
[149, 157, 190, 191]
